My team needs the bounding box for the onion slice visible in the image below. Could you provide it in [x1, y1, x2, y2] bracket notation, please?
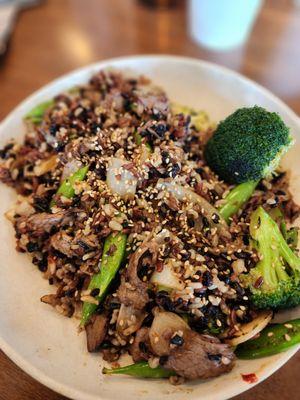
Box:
[34, 155, 58, 177]
[149, 311, 190, 356]
[107, 157, 138, 199]
[150, 262, 185, 291]
[225, 310, 273, 346]
[116, 304, 145, 337]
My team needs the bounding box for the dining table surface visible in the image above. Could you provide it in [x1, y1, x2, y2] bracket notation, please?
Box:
[0, 0, 299, 399]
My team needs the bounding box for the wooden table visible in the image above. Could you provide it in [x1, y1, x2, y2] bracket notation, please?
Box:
[0, 0, 299, 399]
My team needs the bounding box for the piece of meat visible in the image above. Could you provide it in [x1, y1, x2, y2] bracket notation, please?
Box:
[16, 211, 72, 237]
[164, 330, 235, 380]
[75, 234, 99, 254]
[85, 314, 108, 352]
[135, 87, 169, 117]
[129, 327, 152, 362]
[51, 231, 99, 258]
[117, 238, 159, 310]
[50, 231, 75, 258]
[102, 348, 120, 362]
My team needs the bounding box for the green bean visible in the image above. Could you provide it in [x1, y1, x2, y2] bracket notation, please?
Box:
[25, 100, 54, 124]
[56, 165, 89, 199]
[236, 319, 300, 359]
[81, 232, 127, 326]
[102, 361, 175, 378]
[219, 180, 259, 223]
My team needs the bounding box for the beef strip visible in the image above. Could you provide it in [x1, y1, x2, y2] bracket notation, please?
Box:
[50, 231, 99, 258]
[164, 330, 235, 380]
[50, 231, 75, 258]
[129, 327, 152, 362]
[16, 211, 72, 237]
[117, 238, 159, 310]
[85, 314, 108, 352]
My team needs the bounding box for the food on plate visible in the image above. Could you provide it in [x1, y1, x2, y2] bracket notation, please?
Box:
[1, 70, 300, 383]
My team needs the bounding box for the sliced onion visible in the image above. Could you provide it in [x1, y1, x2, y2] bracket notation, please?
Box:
[116, 304, 145, 337]
[156, 181, 228, 235]
[225, 310, 273, 346]
[34, 155, 58, 177]
[107, 157, 138, 199]
[149, 311, 190, 356]
[150, 262, 185, 291]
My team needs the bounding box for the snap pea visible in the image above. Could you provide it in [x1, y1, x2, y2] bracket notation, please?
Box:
[236, 319, 300, 359]
[25, 100, 54, 124]
[56, 165, 89, 199]
[102, 361, 175, 378]
[219, 180, 259, 223]
[81, 232, 127, 326]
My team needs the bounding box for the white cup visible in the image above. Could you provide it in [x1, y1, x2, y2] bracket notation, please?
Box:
[188, 0, 263, 51]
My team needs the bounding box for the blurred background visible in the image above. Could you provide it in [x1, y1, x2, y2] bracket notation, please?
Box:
[0, 1, 299, 399]
[0, 0, 300, 122]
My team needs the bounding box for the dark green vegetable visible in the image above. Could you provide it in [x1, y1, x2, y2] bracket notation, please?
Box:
[25, 100, 54, 124]
[81, 232, 127, 326]
[267, 207, 299, 251]
[56, 165, 89, 199]
[204, 106, 292, 184]
[242, 206, 300, 309]
[219, 180, 259, 223]
[236, 319, 300, 359]
[102, 362, 175, 378]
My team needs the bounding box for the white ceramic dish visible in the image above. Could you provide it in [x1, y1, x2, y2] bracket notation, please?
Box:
[0, 55, 299, 400]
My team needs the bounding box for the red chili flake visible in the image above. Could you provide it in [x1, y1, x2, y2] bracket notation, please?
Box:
[122, 162, 135, 170]
[156, 260, 164, 272]
[254, 276, 264, 289]
[122, 162, 139, 177]
[241, 373, 258, 384]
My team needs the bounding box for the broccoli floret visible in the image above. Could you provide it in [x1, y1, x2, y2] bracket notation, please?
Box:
[242, 206, 300, 309]
[204, 106, 292, 184]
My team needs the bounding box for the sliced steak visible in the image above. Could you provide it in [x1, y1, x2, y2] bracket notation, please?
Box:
[129, 327, 152, 362]
[51, 231, 74, 257]
[51, 231, 99, 258]
[86, 314, 108, 352]
[164, 330, 235, 380]
[117, 238, 159, 310]
[16, 211, 72, 237]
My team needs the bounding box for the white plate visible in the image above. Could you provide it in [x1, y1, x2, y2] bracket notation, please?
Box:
[0, 55, 299, 400]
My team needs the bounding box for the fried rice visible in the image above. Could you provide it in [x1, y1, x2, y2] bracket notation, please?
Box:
[0, 70, 299, 381]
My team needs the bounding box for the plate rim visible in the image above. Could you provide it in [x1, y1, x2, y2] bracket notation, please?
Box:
[0, 54, 299, 400]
